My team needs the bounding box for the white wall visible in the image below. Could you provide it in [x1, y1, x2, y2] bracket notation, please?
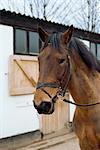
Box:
[0, 25, 39, 138]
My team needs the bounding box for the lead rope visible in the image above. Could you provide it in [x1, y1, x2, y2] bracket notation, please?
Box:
[63, 98, 100, 107]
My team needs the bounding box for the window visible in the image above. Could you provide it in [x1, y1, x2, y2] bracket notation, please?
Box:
[14, 28, 40, 55]
[90, 42, 96, 57]
[90, 42, 100, 60]
[15, 29, 27, 54]
[29, 31, 39, 54]
[97, 44, 100, 60]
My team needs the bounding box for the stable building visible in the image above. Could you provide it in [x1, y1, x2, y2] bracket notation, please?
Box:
[0, 9, 100, 139]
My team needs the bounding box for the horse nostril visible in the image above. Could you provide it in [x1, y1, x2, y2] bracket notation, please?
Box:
[40, 101, 51, 111]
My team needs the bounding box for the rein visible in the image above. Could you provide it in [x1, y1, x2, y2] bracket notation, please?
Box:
[36, 55, 100, 107]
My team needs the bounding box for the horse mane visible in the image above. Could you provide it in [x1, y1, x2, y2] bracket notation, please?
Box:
[69, 38, 100, 73]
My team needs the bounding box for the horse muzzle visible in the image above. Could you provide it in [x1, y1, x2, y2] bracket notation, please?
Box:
[33, 101, 55, 114]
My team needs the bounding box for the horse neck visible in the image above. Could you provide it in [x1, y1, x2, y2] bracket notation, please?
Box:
[68, 51, 100, 105]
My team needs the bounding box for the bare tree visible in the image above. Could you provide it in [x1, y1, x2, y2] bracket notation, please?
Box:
[42, 0, 49, 20]
[29, 0, 50, 20]
[29, 0, 78, 25]
[74, 0, 100, 32]
[30, 0, 40, 17]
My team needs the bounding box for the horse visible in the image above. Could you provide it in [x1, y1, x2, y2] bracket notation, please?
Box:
[33, 25, 100, 150]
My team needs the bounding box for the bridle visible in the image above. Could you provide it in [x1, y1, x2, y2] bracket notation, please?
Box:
[37, 54, 72, 102]
[36, 55, 100, 107]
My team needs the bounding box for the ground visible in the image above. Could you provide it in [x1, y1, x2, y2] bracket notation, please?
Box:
[0, 129, 80, 150]
[19, 131, 80, 150]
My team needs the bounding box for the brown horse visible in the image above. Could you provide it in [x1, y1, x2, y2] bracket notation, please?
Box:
[33, 26, 100, 150]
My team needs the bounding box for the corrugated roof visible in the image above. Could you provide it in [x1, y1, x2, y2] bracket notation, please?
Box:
[0, 9, 100, 36]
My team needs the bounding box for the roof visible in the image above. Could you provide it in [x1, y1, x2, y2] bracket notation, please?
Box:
[0, 9, 100, 44]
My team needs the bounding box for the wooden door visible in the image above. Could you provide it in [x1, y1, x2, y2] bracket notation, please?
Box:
[8, 55, 38, 95]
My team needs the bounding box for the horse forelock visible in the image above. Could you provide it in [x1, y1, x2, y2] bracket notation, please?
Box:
[43, 32, 61, 51]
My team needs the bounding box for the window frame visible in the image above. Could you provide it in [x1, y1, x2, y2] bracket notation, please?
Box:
[13, 27, 41, 56]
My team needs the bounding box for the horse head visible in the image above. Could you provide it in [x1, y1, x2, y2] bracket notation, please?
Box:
[33, 25, 73, 114]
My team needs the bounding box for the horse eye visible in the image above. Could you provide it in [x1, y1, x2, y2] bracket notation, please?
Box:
[58, 59, 65, 64]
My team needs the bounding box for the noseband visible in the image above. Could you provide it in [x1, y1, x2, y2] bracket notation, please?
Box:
[36, 55, 72, 103]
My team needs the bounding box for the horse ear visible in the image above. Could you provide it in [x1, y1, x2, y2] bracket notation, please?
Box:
[62, 25, 73, 44]
[38, 27, 48, 42]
